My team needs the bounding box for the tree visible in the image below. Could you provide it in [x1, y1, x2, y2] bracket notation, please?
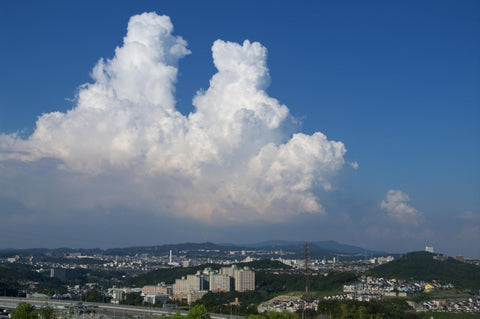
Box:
[357, 305, 367, 319]
[39, 305, 55, 319]
[267, 311, 298, 319]
[86, 290, 103, 302]
[170, 312, 183, 319]
[11, 302, 38, 319]
[121, 292, 143, 306]
[186, 305, 210, 319]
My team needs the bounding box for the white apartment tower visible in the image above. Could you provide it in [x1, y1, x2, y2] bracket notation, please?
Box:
[172, 265, 255, 301]
[209, 273, 232, 292]
[234, 267, 255, 292]
[220, 265, 237, 277]
[173, 272, 207, 298]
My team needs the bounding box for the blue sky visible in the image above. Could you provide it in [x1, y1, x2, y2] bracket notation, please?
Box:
[0, 1, 479, 258]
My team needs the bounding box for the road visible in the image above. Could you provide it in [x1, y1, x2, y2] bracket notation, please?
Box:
[0, 297, 242, 319]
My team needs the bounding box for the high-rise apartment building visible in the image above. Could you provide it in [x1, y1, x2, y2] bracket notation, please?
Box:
[220, 265, 237, 277]
[173, 272, 208, 298]
[234, 266, 255, 292]
[209, 273, 232, 292]
[172, 265, 255, 301]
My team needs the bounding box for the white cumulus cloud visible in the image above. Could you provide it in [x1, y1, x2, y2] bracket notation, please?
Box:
[380, 189, 423, 225]
[0, 12, 351, 223]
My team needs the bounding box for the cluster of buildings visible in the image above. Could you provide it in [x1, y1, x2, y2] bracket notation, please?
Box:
[413, 296, 480, 313]
[276, 256, 395, 275]
[260, 276, 473, 315]
[112, 265, 255, 305]
[2, 249, 395, 279]
[323, 276, 454, 302]
[426, 246, 480, 266]
[258, 296, 319, 313]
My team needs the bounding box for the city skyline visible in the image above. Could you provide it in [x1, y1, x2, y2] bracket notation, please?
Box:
[0, 1, 479, 258]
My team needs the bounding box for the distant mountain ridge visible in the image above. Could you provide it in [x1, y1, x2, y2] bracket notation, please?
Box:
[0, 240, 389, 258]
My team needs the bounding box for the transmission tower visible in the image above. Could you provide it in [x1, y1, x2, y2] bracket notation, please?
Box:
[303, 241, 311, 299]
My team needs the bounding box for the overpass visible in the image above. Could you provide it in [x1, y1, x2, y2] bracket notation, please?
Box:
[0, 297, 242, 319]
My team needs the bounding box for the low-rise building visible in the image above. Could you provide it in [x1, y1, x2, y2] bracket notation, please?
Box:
[143, 293, 170, 304]
[142, 282, 172, 295]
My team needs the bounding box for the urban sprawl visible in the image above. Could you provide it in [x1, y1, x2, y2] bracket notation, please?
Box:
[2, 245, 480, 316]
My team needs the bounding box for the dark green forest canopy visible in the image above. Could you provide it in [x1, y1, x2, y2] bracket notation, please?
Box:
[0, 263, 66, 295]
[0, 263, 126, 296]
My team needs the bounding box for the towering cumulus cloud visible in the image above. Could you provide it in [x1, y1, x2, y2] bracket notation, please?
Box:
[0, 12, 351, 223]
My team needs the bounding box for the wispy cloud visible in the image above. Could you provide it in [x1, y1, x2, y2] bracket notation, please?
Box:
[380, 189, 423, 225]
[456, 211, 480, 222]
[0, 12, 352, 223]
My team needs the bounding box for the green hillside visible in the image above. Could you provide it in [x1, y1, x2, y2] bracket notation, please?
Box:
[0, 263, 67, 296]
[366, 251, 480, 291]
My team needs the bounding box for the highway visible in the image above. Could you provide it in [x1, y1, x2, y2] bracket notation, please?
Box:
[0, 297, 242, 319]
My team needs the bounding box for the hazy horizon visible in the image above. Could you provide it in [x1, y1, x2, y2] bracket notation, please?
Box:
[0, 239, 412, 256]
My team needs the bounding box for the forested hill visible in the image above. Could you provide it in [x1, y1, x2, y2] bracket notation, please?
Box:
[366, 251, 480, 290]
